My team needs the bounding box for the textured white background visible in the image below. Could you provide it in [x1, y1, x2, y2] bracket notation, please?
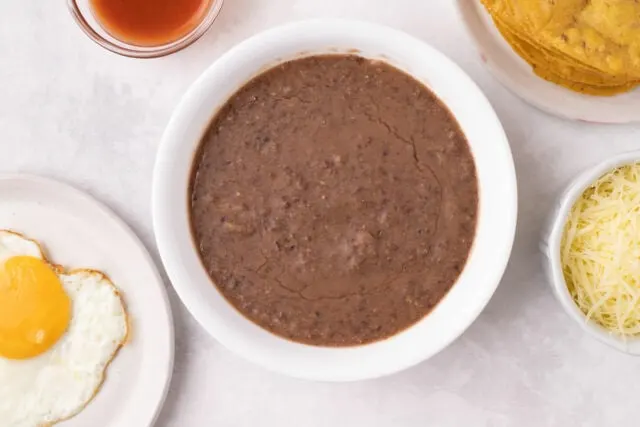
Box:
[2, 1, 640, 426]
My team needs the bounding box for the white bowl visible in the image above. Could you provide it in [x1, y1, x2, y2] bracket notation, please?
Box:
[153, 19, 518, 381]
[456, 0, 640, 124]
[541, 150, 640, 354]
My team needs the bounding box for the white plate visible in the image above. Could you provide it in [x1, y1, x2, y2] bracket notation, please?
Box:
[153, 19, 517, 382]
[456, 0, 640, 123]
[0, 174, 173, 427]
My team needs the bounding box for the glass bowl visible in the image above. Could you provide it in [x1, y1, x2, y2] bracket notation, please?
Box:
[67, 0, 224, 58]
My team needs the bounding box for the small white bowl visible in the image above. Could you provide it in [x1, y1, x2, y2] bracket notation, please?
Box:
[153, 19, 518, 381]
[541, 150, 640, 354]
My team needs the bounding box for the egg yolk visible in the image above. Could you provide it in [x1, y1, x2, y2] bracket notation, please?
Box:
[0, 256, 71, 359]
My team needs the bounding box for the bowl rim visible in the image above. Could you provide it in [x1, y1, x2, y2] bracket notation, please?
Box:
[66, 0, 224, 58]
[152, 19, 518, 381]
[545, 149, 640, 354]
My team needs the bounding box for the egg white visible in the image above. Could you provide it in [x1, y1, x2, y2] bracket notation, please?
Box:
[0, 231, 128, 427]
[0, 230, 43, 263]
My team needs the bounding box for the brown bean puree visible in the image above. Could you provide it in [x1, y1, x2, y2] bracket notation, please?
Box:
[190, 55, 478, 347]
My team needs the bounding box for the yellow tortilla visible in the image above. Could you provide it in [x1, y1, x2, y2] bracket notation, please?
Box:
[481, 0, 640, 95]
[495, 18, 633, 85]
[494, 18, 640, 95]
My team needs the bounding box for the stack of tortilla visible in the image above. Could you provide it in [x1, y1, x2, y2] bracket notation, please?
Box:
[480, 0, 640, 96]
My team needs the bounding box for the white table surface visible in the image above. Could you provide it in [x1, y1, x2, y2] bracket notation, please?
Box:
[2, 1, 640, 426]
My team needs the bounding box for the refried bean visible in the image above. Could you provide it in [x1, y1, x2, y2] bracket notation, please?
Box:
[190, 55, 478, 347]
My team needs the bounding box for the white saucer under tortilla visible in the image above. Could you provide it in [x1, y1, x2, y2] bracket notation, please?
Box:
[456, 0, 640, 124]
[0, 174, 173, 427]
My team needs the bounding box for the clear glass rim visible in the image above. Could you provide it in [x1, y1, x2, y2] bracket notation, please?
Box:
[67, 0, 224, 58]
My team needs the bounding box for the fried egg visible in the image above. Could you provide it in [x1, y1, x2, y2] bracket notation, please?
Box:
[0, 231, 128, 427]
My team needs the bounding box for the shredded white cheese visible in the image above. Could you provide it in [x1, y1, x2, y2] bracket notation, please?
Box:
[561, 163, 640, 337]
